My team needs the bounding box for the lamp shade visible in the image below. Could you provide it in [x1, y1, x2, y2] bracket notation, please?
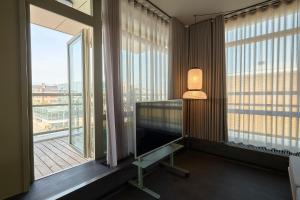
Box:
[183, 91, 207, 99]
[187, 68, 203, 90]
[183, 68, 207, 100]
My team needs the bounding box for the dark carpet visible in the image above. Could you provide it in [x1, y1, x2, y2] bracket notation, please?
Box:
[103, 150, 291, 200]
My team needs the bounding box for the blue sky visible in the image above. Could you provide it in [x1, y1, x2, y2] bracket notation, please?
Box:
[31, 24, 72, 85]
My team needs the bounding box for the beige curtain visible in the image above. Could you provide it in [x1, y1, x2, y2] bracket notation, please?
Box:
[169, 18, 189, 99]
[225, 0, 300, 152]
[102, 0, 123, 166]
[120, 0, 170, 154]
[103, 0, 170, 165]
[188, 16, 227, 142]
[169, 18, 189, 135]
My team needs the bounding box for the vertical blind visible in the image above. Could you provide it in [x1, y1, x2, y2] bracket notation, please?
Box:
[225, 0, 300, 152]
[120, 0, 169, 153]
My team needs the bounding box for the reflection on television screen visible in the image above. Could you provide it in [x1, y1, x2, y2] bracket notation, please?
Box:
[135, 100, 183, 157]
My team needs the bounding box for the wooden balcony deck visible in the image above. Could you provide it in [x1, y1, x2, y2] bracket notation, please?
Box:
[34, 136, 91, 179]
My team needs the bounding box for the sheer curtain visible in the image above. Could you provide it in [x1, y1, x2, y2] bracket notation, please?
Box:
[225, 0, 300, 152]
[120, 0, 170, 154]
[102, 0, 121, 166]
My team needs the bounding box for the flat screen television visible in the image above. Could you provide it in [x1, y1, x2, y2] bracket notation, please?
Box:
[135, 99, 183, 158]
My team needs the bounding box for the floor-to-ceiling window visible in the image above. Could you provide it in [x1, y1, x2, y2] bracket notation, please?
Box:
[225, 1, 300, 153]
[120, 0, 170, 153]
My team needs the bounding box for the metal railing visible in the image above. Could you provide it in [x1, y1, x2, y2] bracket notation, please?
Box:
[32, 93, 137, 136]
[32, 92, 70, 135]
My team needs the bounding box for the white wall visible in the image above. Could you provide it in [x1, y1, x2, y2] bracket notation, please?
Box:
[0, 0, 25, 199]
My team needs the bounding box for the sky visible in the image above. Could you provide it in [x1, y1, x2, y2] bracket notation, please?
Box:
[31, 24, 72, 85]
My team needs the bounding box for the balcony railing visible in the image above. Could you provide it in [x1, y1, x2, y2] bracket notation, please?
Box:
[32, 92, 71, 136]
[32, 92, 149, 136]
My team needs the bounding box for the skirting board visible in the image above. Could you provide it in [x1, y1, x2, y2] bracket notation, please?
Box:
[187, 137, 289, 172]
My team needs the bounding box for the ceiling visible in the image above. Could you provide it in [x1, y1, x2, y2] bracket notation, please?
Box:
[149, 0, 266, 25]
[30, 0, 90, 36]
[31, 0, 267, 32]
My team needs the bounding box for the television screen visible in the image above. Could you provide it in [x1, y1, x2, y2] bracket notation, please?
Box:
[135, 100, 183, 158]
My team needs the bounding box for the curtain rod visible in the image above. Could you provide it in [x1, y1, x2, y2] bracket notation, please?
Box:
[131, 0, 171, 22]
[145, 0, 171, 19]
[192, 0, 290, 23]
[224, 0, 281, 17]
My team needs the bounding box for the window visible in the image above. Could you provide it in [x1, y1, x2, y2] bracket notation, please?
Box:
[120, 0, 169, 152]
[225, 1, 300, 153]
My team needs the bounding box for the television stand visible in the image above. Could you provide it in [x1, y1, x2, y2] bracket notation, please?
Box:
[129, 143, 189, 199]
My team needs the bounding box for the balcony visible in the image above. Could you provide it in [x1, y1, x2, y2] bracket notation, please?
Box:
[32, 92, 91, 179]
[34, 135, 91, 179]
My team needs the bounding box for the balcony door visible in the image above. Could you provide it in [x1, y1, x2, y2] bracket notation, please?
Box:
[68, 30, 90, 157]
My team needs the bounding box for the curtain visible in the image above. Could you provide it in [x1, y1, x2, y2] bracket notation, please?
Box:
[169, 18, 189, 99]
[169, 18, 189, 134]
[102, 0, 122, 166]
[225, 0, 300, 152]
[188, 16, 227, 142]
[120, 0, 170, 155]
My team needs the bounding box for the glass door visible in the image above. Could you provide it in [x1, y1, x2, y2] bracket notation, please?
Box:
[68, 31, 88, 156]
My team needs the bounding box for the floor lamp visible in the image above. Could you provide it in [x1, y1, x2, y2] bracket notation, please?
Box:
[182, 68, 207, 147]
